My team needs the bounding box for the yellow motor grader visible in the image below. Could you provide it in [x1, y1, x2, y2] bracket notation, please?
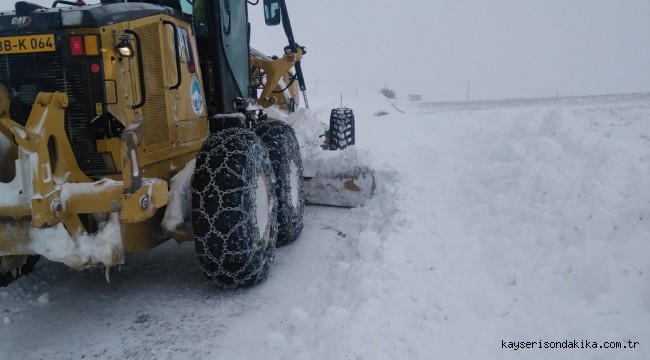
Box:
[0, 0, 372, 288]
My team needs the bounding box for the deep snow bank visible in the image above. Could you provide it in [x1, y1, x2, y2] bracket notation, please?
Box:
[1, 93, 649, 360]
[262, 94, 650, 359]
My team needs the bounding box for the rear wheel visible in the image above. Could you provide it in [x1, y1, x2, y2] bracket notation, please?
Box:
[192, 128, 278, 288]
[329, 108, 355, 150]
[255, 121, 304, 246]
[0, 256, 40, 287]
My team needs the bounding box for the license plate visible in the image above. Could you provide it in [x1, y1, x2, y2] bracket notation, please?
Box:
[0, 34, 56, 55]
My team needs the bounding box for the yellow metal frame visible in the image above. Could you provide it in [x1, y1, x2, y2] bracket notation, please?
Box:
[250, 47, 302, 111]
[0, 92, 168, 266]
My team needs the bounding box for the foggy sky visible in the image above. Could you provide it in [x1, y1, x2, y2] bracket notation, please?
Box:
[24, 0, 650, 101]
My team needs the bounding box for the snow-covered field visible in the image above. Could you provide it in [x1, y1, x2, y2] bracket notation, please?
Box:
[2, 93, 650, 359]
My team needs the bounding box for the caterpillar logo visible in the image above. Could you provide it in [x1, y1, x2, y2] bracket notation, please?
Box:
[11, 16, 31, 27]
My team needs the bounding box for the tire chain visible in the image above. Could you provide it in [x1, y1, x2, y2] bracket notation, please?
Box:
[192, 128, 278, 288]
[254, 121, 305, 246]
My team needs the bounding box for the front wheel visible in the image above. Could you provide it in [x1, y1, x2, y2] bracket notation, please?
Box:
[192, 128, 278, 288]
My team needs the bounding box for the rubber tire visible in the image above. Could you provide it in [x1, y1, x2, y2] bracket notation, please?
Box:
[0, 256, 40, 287]
[329, 108, 355, 150]
[255, 121, 305, 246]
[192, 128, 278, 289]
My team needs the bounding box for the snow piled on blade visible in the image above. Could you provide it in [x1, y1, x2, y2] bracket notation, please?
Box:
[266, 105, 373, 178]
[283, 108, 327, 169]
[264, 106, 330, 176]
[283, 106, 376, 207]
[301, 146, 375, 207]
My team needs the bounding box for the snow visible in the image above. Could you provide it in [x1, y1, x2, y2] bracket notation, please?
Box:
[264, 105, 290, 122]
[26, 213, 123, 270]
[285, 108, 376, 207]
[283, 108, 326, 168]
[162, 159, 195, 232]
[36, 293, 49, 304]
[1, 92, 650, 359]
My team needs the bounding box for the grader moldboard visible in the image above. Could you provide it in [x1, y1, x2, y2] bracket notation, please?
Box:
[0, 0, 373, 288]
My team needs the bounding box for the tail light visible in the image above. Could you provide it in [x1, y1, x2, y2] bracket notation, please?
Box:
[70, 36, 84, 56]
[70, 35, 100, 56]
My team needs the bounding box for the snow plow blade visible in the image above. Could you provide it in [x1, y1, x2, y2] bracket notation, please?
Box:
[302, 150, 376, 208]
[287, 107, 375, 208]
[304, 169, 375, 208]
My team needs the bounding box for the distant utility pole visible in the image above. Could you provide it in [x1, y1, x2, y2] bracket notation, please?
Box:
[556, 89, 559, 98]
[467, 82, 470, 102]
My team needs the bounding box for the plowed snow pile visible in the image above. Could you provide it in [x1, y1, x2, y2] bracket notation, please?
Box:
[1, 93, 649, 360]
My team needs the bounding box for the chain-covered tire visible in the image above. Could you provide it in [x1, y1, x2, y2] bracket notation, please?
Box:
[255, 121, 305, 246]
[329, 108, 355, 150]
[0, 256, 40, 287]
[192, 128, 278, 288]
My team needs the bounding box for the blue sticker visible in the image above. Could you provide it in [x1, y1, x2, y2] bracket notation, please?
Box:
[190, 76, 204, 116]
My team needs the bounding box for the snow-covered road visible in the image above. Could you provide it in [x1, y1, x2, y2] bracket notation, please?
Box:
[2, 93, 649, 359]
[1, 205, 356, 359]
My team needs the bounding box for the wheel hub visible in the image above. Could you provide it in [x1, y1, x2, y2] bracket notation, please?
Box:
[289, 161, 299, 208]
[255, 173, 271, 244]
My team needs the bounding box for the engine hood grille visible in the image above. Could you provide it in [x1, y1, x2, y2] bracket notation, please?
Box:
[0, 51, 110, 174]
